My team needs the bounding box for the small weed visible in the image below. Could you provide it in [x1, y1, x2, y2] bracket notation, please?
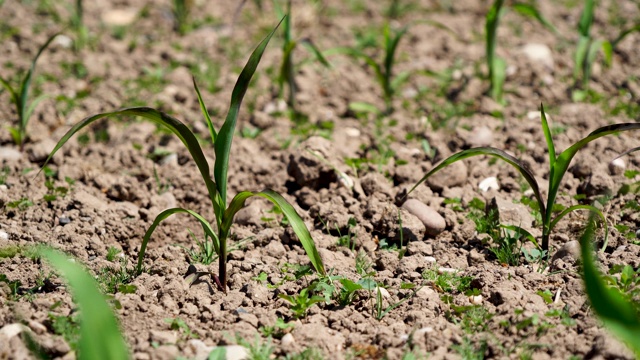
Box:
[48, 311, 81, 351]
[259, 318, 294, 338]
[452, 337, 487, 360]
[97, 257, 136, 295]
[279, 287, 325, 319]
[106, 247, 121, 262]
[235, 334, 274, 360]
[423, 265, 473, 294]
[165, 317, 198, 340]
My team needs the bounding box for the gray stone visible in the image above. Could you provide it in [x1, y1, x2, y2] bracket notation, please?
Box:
[551, 240, 580, 263]
[0, 147, 22, 162]
[608, 158, 625, 176]
[402, 199, 446, 237]
[487, 197, 538, 237]
[425, 160, 467, 191]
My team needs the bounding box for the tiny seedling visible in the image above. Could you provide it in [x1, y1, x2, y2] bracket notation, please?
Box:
[1, 33, 59, 151]
[37, 247, 129, 359]
[573, 0, 640, 97]
[42, 21, 325, 293]
[485, 1, 556, 102]
[278, 287, 325, 319]
[173, 0, 193, 35]
[165, 317, 199, 340]
[337, 23, 409, 114]
[409, 105, 640, 252]
[259, 318, 295, 338]
[275, 0, 330, 111]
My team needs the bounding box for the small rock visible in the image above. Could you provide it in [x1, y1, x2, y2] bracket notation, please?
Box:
[425, 160, 467, 191]
[59, 217, 71, 226]
[460, 126, 494, 147]
[265, 241, 286, 258]
[186, 339, 214, 360]
[223, 345, 249, 360]
[551, 240, 580, 263]
[337, 172, 354, 189]
[402, 199, 446, 237]
[344, 127, 361, 137]
[521, 43, 554, 70]
[150, 330, 178, 345]
[0, 230, 8, 240]
[414, 326, 434, 336]
[527, 111, 551, 121]
[469, 295, 483, 305]
[415, 286, 436, 299]
[361, 172, 394, 198]
[467, 248, 484, 266]
[424, 256, 436, 263]
[580, 172, 616, 197]
[376, 287, 391, 298]
[478, 177, 499, 192]
[281, 333, 295, 347]
[487, 197, 538, 236]
[102, 9, 138, 26]
[28, 321, 47, 335]
[438, 267, 458, 274]
[0, 323, 25, 338]
[0, 147, 22, 162]
[53, 34, 73, 48]
[608, 158, 625, 176]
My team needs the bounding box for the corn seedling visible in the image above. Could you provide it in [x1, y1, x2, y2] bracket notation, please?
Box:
[336, 23, 409, 115]
[409, 105, 640, 252]
[580, 213, 640, 357]
[37, 247, 129, 359]
[573, 0, 640, 98]
[275, 0, 330, 111]
[71, 0, 88, 51]
[1, 33, 59, 151]
[173, 0, 193, 35]
[485, 1, 556, 102]
[42, 21, 325, 293]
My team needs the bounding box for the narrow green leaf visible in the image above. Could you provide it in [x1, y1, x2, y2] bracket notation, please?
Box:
[215, 19, 282, 205]
[614, 146, 640, 160]
[299, 40, 331, 68]
[136, 207, 219, 274]
[499, 224, 539, 248]
[601, 40, 613, 67]
[41, 107, 221, 222]
[383, 25, 409, 94]
[580, 213, 640, 356]
[348, 101, 380, 115]
[490, 57, 506, 101]
[486, 0, 505, 100]
[611, 24, 640, 49]
[539, 104, 556, 168]
[0, 76, 19, 105]
[512, 3, 558, 34]
[20, 32, 60, 126]
[574, 36, 590, 80]
[577, 0, 595, 37]
[408, 147, 546, 222]
[192, 77, 216, 144]
[224, 190, 325, 275]
[548, 123, 640, 228]
[39, 247, 130, 360]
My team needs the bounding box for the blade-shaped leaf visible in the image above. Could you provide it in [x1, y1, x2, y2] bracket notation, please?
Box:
[0, 77, 19, 106]
[549, 204, 608, 250]
[408, 147, 546, 221]
[20, 32, 60, 124]
[577, 0, 595, 37]
[39, 247, 130, 360]
[548, 123, 640, 224]
[300, 39, 331, 68]
[614, 146, 640, 160]
[486, 0, 505, 85]
[136, 207, 219, 274]
[574, 36, 590, 79]
[41, 107, 222, 222]
[512, 3, 559, 34]
[192, 77, 216, 144]
[383, 24, 409, 94]
[539, 104, 556, 168]
[611, 24, 640, 49]
[224, 190, 325, 275]
[214, 19, 282, 205]
[580, 213, 640, 356]
[500, 224, 539, 248]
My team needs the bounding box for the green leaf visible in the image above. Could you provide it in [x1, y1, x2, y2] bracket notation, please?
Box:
[214, 19, 282, 206]
[577, 0, 595, 37]
[224, 190, 325, 275]
[348, 101, 380, 115]
[548, 204, 608, 251]
[512, 3, 558, 34]
[38, 247, 130, 360]
[300, 39, 331, 68]
[539, 104, 556, 169]
[486, 0, 505, 100]
[192, 77, 216, 144]
[136, 207, 219, 275]
[40, 107, 222, 225]
[611, 24, 640, 49]
[580, 213, 640, 356]
[408, 147, 546, 222]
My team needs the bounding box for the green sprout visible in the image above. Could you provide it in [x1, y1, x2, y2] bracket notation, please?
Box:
[409, 105, 640, 252]
[173, 0, 193, 35]
[1, 33, 59, 151]
[42, 20, 325, 292]
[580, 213, 640, 357]
[573, 0, 640, 99]
[485, 1, 556, 102]
[37, 247, 129, 359]
[275, 0, 330, 111]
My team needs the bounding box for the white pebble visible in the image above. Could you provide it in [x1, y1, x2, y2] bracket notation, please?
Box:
[281, 333, 295, 347]
[424, 256, 436, 263]
[521, 43, 554, 70]
[54, 34, 73, 48]
[478, 177, 499, 192]
[344, 127, 361, 137]
[438, 267, 458, 275]
[608, 158, 626, 176]
[337, 173, 354, 189]
[469, 295, 483, 305]
[0, 230, 8, 241]
[376, 287, 391, 298]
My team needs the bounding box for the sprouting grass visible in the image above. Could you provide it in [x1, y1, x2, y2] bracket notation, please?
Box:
[572, 0, 640, 99]
[173, 0, 193, 35]
[42, 20, 325, 292]
[275, 0, 330, 111]
[37, 247, 129, 359]
[579, 213, 640, 357]
[0, 32, 59, 151]
[485, 1, 556, 102]
[409, 105, 640, 252]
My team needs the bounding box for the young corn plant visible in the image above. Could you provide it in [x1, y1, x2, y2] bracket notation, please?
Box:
[579, 213, 640, 357]
[43, 21, 325, 292]
[573, 0, 640, 98]
[1, 33, 59, 151]
[173, 0, 193, 35]
[338, 23, 409, 115]
[37, 247, 129, 359]
[485, 1, 556, 102]
[275, 0, 330, 112]
[408, 105, 640, 252]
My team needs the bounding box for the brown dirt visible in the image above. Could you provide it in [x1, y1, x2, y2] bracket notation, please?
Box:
[1, 0, 640, 359]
